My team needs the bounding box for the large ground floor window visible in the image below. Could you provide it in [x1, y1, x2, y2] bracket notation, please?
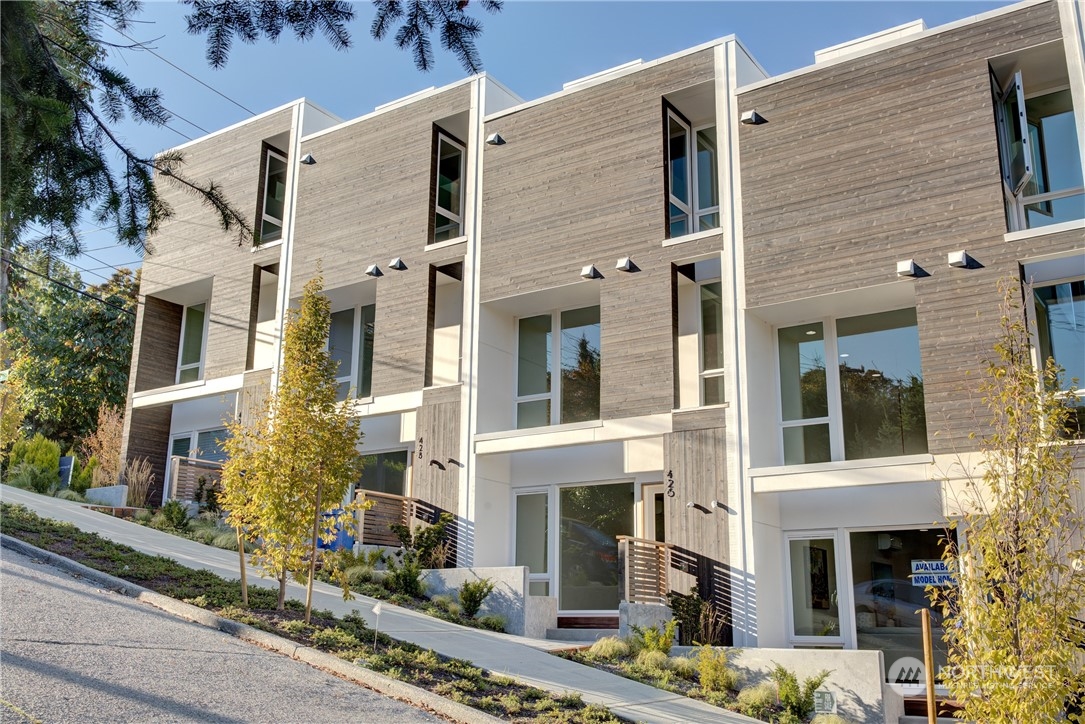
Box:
[786, 526, 954, 680]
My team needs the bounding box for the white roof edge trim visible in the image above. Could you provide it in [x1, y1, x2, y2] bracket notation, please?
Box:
[733, 37, 771, 80]
[813, 18, 926, 62]
[301, 75, 482, 142]
[736, 0, 1049, 95]
[161, 98, 309, 155]
[484, 34, 738, 122]
[479, 73, 525, 105]
[563, 59, 644, 90]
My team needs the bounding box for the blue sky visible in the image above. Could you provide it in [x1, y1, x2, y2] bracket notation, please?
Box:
[70, 0, 1014, 283]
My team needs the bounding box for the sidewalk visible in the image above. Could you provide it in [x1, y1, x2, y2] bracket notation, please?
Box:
[1, 487, 757, 724]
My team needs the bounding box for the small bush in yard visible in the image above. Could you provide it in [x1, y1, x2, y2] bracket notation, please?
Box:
[477, 614, 506, 632]
[772, 663, 831, 720]
[587, 636, 630, 661]
[737, 681, 777, 719]
[812, 715, 852, 724]
[631, 619, 677, 655]
[7, 462, 59, 495]
[157, 500, 190, 531]
[696, 645, 740, 693]
[459, 577, 495, 618]
[55, 489, 86, 502]
[632, 649, 671, 677]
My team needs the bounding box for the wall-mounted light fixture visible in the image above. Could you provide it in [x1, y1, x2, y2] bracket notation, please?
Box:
[299, 153, 316, 165]
[740, 110, 767, 125]
[485, 133, 506, 146]
[429, 459, 446, 470]
[365, 264, 383, 278]
[388, 257, 408, 271]
[580, 264, 603, 280]
[615, 257, 640, 273]
[947, 250, 970, 268]
[896, 259, 918, 277]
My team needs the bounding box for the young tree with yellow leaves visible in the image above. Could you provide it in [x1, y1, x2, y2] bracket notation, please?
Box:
[934, 283, 1085, 722]
[220, 276, 362, 621]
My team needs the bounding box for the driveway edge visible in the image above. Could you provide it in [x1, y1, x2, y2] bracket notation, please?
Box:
[1, 534, 502, 724]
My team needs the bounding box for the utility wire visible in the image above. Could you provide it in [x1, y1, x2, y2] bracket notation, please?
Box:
[4, 256, 136, 317]
[106, 22, 257, 116]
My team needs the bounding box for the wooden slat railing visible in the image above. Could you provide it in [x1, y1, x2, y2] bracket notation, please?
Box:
[355, 490, 440, 548]
[617, 535, 673, 605]
[168, 456, 223, 503]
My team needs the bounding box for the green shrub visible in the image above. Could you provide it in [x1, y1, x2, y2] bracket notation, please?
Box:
[211, 531, 240, 550]
[459, 577, 495, 618]
[587, 636, 630, 661]
[159, 500, 190, 531]
[384, 550, 425, 598]
[812, 715, 852, 724]
[696, 645, 740, 693]
[69, 455, 97, 495]
[737, 682, 777, 719]
[7, 462, 60, 495]
[8, 434, 61, 476]
[390, 512, 453, 569]
[55, 489, 86, 502]
[772, 663, 831, 720]
[630, 619, 677, 655]
[477, 614, 506, 632]
[133, 508, 153, 523]
[632, 649, 672, 677]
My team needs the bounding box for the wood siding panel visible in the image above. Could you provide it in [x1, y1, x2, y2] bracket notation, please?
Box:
[481, 51, 719, 420]
[411, 385, 463, 517]
[141, 108, 295, 383]
[664, 425, 732, 640]
[130, 296, 182, 393]
[121, 405, 172, 504]
[737, 2, 1079, 453]
[292, 86, 472, 396]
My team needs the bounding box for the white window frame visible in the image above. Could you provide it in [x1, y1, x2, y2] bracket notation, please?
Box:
[164, 426, 227, 500]
[698, 279, 726, 406]
[260, 148, 288, 243]
[666, 108, 719, 239]
[993, 71, 1085, 231]
[1031, 273, 1085, 402]
[433, 132, 466, 244]
[329, 304, 375, 400]
[774, 309, 925, 465]
[513, 306, 600, 428]
[512, 487, 553, 597]
[351, 447, 412, 502]
[783, 529, 847, 648]
[176, 302, 209, 384]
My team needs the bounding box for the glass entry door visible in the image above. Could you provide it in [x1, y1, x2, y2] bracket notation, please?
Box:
[559, 483, 634, 611]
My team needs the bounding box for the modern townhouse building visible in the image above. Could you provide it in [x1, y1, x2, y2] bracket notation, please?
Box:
[121, 0, 1084, 698]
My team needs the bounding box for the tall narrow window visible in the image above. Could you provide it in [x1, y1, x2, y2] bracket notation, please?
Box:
[515, 492, 550, 596]
[665, 108, 719, 238]
[516, 306, 601, 429]
[177, 302, 207, 383]
[329, 304, 375, 401]
[260, 148, 288, 243]
[433, 133, 465, 243]
[700, 281, 725, 405]
[991, 58, 1084, 231]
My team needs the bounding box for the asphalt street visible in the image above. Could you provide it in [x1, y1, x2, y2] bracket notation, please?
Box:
[0, 546, 441, 724]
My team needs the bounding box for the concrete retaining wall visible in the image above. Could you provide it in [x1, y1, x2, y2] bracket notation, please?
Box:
[85, 485, 129, 507]
[422, 566, 557, 638]
[672, 645, 897, 723]
[619, 601, 673, 639]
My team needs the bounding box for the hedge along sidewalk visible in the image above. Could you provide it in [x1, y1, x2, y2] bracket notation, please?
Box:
[0, 487, 759, 724]
[0, 533, 500, 724]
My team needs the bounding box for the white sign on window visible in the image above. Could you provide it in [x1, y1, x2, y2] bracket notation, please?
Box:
[910, 559, 954, 586]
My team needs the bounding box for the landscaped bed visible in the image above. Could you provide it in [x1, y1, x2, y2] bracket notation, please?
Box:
[558, 627, 849, 724]
[1, 503, 620, 724]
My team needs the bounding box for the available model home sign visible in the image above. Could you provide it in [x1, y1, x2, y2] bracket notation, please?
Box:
[910, 560, 954, 587]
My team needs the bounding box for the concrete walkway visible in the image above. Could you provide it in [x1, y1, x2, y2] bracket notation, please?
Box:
[1, 487, 758, 723]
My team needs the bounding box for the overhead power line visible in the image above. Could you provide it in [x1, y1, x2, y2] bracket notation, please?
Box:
[4, 255, 136, 317]
[106, 22, 257, 116]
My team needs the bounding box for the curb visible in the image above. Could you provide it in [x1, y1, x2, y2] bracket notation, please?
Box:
[1, 534, 503, 724]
